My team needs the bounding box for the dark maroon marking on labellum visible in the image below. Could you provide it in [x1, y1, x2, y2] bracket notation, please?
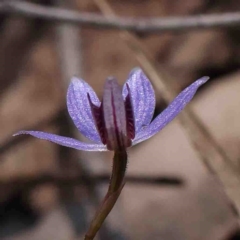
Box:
[87, 94, 107, 145]
[110, 88, 123, 150]
[124, 84, 135, 139]
[88, 79, 133, 150]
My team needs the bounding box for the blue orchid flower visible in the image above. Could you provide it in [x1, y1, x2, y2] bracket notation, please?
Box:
[14, 68, 209, 151]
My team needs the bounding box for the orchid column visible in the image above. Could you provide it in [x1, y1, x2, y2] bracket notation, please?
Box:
[14, 68, 208, 239]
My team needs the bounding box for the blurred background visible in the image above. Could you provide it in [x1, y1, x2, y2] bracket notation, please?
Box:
[1, 0, 240, 239]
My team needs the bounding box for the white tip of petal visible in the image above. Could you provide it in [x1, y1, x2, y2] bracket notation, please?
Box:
[196, 76, 210, 85]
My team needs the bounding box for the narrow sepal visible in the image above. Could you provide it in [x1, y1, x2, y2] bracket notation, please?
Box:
[133, 77, 209, 144]
[13, 131, 107, 151]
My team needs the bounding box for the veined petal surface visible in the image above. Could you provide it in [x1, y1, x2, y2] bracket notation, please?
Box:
[133, 77, 209, 144]
[14, 131, 107, 151]
[122, 68, 155, 132]
[67, 77, 102, 143]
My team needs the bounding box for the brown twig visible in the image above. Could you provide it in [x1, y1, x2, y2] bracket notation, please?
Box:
[1, 1, 240, 33]
[0, 173, 183, 190]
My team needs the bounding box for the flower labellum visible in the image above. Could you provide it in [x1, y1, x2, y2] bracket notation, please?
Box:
[88, 78, 132, 151]
[14, 68, 209, 151]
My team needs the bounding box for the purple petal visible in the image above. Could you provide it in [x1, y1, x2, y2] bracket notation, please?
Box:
[13, 131, 107, 151]
[103, 78, 130, 150]
[67, 77, 102, 143]
[133, 77, 209, 145]
[122, 68, 155, 132]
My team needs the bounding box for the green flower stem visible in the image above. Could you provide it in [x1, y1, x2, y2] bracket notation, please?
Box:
[84, 150, 128, 240]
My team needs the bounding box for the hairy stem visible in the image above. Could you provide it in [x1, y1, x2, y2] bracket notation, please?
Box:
[84, 150, 127, 240]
